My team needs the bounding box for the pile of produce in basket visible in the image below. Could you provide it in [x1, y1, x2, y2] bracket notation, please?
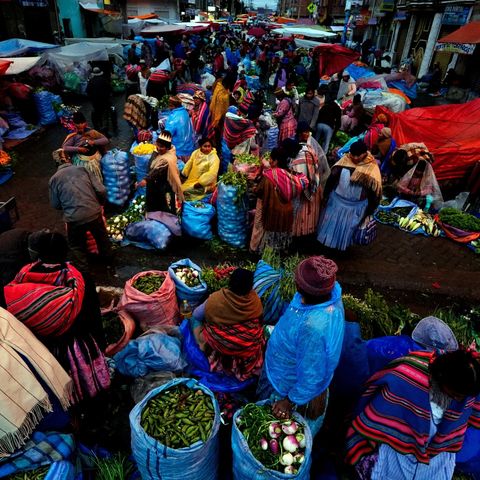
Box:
[107, 196, 146, 242]
[140, 384, 215, 448]
[174, 267, 201, 287]
[132, 143, 157, 156]
[439, 208, 480, 232]
[236, 403, 307, 475]
[132, 273, 165, 295]
[101, 311, 125, 346]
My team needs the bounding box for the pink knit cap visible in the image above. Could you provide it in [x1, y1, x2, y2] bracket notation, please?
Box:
[295, 256, 338, 296]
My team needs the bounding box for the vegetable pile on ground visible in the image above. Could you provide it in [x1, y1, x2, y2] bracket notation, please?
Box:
[6, 467, 49, 480]
[376, 207, 415, 226]
[132, 143, 156, 156]
[218, 169, 248, 198]
[342, 289, 420, 339]
[398, 210, 441, 236]
[236, 403, 306, 475]
[107, 196, 146, 242]
[132, 273, 165, 295]
[202, 262, 256, 292]
[234, 153, 260, 165]
[174, 267, 201, 287]
[102, 311, 125, 345]
[439, 208, 480, 232]
[141, 385, 214, 448]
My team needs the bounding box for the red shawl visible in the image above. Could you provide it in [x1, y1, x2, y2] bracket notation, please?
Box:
[4, 262, 85, 338]
[223, 114, 257, 149]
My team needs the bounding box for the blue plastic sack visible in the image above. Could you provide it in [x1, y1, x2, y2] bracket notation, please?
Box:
[33, 90, 60, 125]
[168, 258, 208, 308]
[217, 182, 248, 248]
[114, 332, 186, 377]
[44, 461, 75, 480]
[231, 401, 313, 480]
[125, 219, 172, 250]
[267, 127, 279, 151]
[130, 142, 151, 196]
[130, 378, 221, 480]
[182, 201, 215, 240]
[179, 320, 255, 393]
[101, 149, 131, 206]
[253, 260, 288, 325]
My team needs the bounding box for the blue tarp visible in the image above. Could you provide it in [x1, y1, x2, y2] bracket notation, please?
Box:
[0, 39, 57, 58]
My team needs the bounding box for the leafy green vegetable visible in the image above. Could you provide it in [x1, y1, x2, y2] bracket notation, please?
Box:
[218, 168, 248, 198]
[439, 208, 480, 232]
[93, 453, 135, 480]
[234, 153, 260, 165]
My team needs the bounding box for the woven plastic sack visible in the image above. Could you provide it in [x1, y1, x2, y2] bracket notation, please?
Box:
[233, 160, 261, 181]
[118, 270, 179, 331]
[114, 332, 186, 377]
[168, 259, 208, 309]
[221, 138, 233, 174]
[125, 220, 172, 250]
[266, 127, 279, 151]
[253, 260, 288, 325]
[182, 201, 215, 240]
[33, 90, 60, 125]
[130, 378, 221, 480]
[130, 142, 152, 197]
[217, 183, 248, 248]
[231, 401, 313, 480]
[101, 149, 131, 206]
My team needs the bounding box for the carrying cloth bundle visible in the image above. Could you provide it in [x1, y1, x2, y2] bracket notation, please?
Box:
[0, 308, 72, 457]
[224, 112, 257, 150]
[4, 261, 85, 338]
[203, 288, 264, 381]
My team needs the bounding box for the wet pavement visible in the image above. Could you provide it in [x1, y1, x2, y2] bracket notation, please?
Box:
[1, 92, 479, 313]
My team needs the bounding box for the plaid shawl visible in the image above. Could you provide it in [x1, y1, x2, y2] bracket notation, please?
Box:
[346, 351, 480, 465]
[223, 113, 257, 149]
[263, 167, 308, 203]
[290, 144, 320, 200]
[4, 262, 85, 338]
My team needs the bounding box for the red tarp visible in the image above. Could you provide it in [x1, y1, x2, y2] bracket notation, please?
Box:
[438, 21, 480, 44]
[313, 44, 360, 77]
[0, 59, 13, 75]
[376, 99, 480, 181]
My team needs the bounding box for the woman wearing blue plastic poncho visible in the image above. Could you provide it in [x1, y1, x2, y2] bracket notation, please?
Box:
[163, 96, 196, 163]
[257, 256, 345, 436]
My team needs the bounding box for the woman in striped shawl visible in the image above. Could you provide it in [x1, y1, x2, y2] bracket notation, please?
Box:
[250, 147, 308, 254]
[346, 350, 480, 480]
[189, 90, 212, 141]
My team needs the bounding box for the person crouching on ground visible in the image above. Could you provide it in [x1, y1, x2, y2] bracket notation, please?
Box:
[191, 268, 264, 382]
[257, 256, 345, 437]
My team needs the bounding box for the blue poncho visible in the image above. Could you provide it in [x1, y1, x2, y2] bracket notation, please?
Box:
[164, 106, 195, 157]
[264, 283, 345, 405]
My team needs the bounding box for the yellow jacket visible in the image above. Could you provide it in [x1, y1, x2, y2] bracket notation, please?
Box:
[182, 148, 220, 201]
[210, 81, 230, 128]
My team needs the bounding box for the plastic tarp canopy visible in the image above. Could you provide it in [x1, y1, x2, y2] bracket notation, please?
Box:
[272, 26, 337, 39]
[46, 42, 119, 70]
[437, 21, 480, 44]
[376, 98, 480, 181]
[313, 44, 360, 77]
[140, 24, 184, 35]
[0, 39, 57, 58]
[2, 57, 41, 75]
[65, 37, 136, 46]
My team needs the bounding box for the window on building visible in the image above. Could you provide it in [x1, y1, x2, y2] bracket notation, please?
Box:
[127, 8, 139, 16]
[154, 10, 171, 19]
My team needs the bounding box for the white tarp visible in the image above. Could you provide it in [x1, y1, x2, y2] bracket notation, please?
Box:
[3, 56, 41, 75]
[272, 26, 337, 39]
[46, 42, 121, 70]
[65, 37, 136, 46]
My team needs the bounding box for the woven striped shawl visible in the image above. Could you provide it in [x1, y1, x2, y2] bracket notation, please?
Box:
[4, 262, 85, 338]
[223, 113, 257, 150]
[346, 351, 480, 465]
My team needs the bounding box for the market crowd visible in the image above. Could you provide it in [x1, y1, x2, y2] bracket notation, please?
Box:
[0, 21, 477, 480]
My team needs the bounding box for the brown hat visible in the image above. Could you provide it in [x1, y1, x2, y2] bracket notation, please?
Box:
[193, 90, 206, 101]
[295, 256, 338, 296]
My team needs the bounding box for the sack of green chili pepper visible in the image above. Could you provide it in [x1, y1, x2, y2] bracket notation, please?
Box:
[231, 401, 313, 479]
[130, 377, 221, 480]
[118, 270, 179, 331]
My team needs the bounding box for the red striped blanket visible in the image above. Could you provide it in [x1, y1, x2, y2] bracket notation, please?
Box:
[223, 114, 257, 149]
[4, 262, 85, 338]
